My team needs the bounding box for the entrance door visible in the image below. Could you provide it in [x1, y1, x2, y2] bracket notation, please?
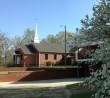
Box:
[71, 58, 74, 65]
[17, 57, 20, 64]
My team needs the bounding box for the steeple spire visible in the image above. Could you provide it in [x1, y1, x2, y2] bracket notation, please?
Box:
[34, 20, 40, 43]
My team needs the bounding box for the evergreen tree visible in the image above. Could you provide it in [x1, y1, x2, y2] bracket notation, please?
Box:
[77, 0, 110, 97]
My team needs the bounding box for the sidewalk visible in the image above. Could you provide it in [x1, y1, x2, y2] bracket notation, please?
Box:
[0, 78, 84, 89]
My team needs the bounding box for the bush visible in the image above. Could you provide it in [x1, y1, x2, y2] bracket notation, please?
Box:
[46, 61, 53, 66]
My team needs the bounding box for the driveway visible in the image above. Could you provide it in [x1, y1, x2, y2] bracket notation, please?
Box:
[0, 78, 84, 89]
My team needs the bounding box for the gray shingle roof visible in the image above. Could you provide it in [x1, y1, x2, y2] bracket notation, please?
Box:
[32, 42, 70, 53]
[15, 42, 70, 54]
[69, 47, 77, 53]
[15, 44, 36, 54]
[78, 40, 104, 47]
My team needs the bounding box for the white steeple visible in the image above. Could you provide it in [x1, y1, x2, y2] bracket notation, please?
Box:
[34, 20, 40, 43]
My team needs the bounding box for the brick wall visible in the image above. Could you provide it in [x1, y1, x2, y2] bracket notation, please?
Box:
[23, 54, 36, 67]
[0, 68, 78, 82]
[20, 53, 63, 67]
[39, 53, 62, 67]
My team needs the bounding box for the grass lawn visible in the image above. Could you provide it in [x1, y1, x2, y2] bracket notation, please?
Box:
[0, 82, 94, 98]
[0, 70, 44, 74]
[0, 88, 50, 98]
[66, 83, 84, 89]
[66, 83, 94, 98]
[70, 91, 94, 98]
[0, 87, 72, 98]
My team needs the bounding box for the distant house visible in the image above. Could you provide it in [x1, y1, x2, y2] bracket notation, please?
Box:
[74, 41, 104, 76]
[76, 41, 103, 61]
[14, 42, 71, 67]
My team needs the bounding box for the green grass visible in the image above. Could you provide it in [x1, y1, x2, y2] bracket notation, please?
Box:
[66, 83, 84, 89]
[0, 70, 44, 74]
[42, 65, 82, 68]
[22, 87, 50, 91]
[70, 91, 94, 98]
[9, 70, 44, 73]
[0, 87, 50, 98]
[12, 65, 81, 68]
[0, 65, 81, 74]
[2, 65, 82, 69]
[66, 83, 94, 98]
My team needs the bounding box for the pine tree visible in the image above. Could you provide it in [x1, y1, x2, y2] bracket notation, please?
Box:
[77, 0, 110, 97]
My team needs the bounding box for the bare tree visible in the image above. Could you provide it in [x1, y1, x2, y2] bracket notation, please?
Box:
[0, 32, 13, 67]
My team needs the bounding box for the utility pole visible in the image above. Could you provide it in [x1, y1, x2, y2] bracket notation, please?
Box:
[65, 25, 67, 66]
[77, 47, 79, 77]
[60, 25, 67, 66]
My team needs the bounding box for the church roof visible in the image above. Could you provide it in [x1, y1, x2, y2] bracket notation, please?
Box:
[15, 44, 36, 54]
[32, 42, 70, 53]
[15, 42, 70, 54]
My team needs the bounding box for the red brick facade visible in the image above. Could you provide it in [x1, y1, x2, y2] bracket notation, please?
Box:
[14, 52, 63, 67]
[23, 54, 37, 67]
[14, 43, 67, 67]
[39, 53, 63, 67]
[14, 43, 98, 67]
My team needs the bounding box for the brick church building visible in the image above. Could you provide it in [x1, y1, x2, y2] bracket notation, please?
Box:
[14, 22, 99, 68]
[14, 22, 73, 67]
[14, 42, 71, 67]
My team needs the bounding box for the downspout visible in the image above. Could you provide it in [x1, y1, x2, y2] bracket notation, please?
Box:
[36, 53, 38, 67]
[39, 52, 40, 67]
[23, 55, 25, 67]
[15, 55, 16, 65]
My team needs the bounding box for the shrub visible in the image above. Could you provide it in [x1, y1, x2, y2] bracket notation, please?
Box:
[46, 61, 53, 66]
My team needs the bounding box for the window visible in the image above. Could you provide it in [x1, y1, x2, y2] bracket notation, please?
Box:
[54, 54, 57, 60]
[45, 54, 48, 60]
[21, 55, 22, 60]
[13, 55, 15, 61]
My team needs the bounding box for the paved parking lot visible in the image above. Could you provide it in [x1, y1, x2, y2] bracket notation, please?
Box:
[0, 78, 84, 89]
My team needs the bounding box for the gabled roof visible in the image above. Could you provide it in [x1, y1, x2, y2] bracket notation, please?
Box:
[15, 44, 36, 54]
[15, 42, 70, 54]
[78, 40, 104, 47]
[69, 47, 77, 53]
[32, 42, 70, 53]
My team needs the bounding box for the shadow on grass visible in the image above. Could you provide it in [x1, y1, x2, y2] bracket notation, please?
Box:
[66, 83, 95, 98]
[70, 91, 94, 98]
